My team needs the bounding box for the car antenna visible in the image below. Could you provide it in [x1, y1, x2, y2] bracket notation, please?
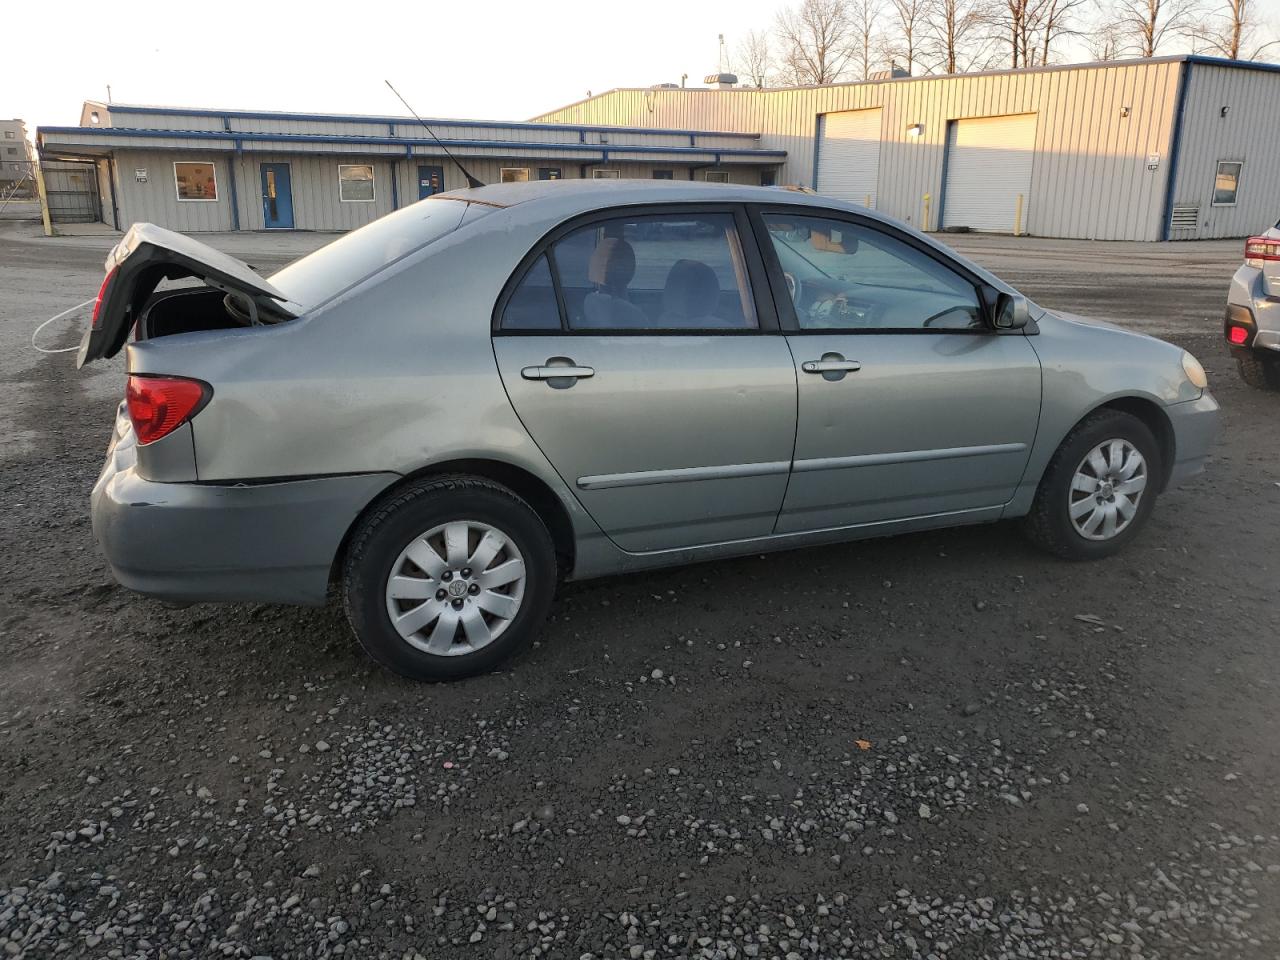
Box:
[384, 80, 485, 189]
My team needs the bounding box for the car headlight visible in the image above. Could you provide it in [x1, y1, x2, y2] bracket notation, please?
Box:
[1182, 351, 1208, 390]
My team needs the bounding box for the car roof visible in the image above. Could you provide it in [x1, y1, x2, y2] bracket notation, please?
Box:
[433, 178, 877, 217]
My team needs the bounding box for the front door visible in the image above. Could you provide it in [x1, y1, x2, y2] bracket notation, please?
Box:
[492, 206, 796, 553]
[418, 165, 444, 200]
[260, 163, 293, 229]
[755, 208, 1042, 532]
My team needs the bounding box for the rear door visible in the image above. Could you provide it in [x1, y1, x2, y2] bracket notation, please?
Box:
[753, 206, 1042, 533]
[492, 205, 797, 553]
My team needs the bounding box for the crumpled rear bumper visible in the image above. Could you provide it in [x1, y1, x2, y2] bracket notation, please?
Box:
[91, 421, 397, 606]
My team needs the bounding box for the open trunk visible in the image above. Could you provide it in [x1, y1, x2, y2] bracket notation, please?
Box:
[77, 223, 297, 368]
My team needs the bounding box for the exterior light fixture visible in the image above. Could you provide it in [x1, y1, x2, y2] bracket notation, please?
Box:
[1120, 106, 1130, 118]
[907, 123, 924, 137]
[1220, 105, 1230, 117]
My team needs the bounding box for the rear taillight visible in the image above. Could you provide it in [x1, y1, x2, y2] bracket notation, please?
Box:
[1245, 236, 1280, 267]
[91, 267, 118, 330]
[1224, 304, 1255, 348]
[125, 375, 210, 445]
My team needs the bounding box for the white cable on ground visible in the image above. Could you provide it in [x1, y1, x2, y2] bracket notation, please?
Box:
[31, 298, 95, 355]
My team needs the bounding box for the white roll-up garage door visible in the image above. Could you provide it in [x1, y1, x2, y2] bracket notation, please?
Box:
[942, 114, 1037, 233]
[816, 109, 882, 208]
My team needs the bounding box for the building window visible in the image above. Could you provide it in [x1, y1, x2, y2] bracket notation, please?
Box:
[338, 164, 375, 202]
[705, 170, 729, 183]
[592, 169, 620, 179]
[174, 161, 218, 202]
[760, 169, 777, 187]
[3, 131, 13, 139]
[538, 167, 561, 180]
[652, 170, 674, 180]
[500, 167, 531, 183]
[4, 148, 15, 156]
[1212, 161, 1242, 206]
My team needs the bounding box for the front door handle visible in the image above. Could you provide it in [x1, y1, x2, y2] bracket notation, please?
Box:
[801, 353, 862, 380]
[521, 358, 595, 387]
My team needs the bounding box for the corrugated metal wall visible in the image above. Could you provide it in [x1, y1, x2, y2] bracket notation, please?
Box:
[110, 151, 235, 232]
[535, 61, 1188, 240]
[1169, 63, 1280, 239]
[233, 153, 396, 231]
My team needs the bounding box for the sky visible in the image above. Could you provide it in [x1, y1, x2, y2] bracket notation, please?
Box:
[7, 0, 783, 130]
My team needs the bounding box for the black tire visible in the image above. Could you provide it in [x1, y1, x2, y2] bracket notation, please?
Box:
[1021, 409, 1162, 560]
[1237, 355, 1280, 391]
[342, 476, 556, 681]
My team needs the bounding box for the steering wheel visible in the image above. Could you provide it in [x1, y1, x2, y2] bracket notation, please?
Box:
[783, 271, 797, 301]
[810, 291, 879, 326]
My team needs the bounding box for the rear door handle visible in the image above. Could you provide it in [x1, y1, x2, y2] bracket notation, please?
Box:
[521, 361, 595, 381]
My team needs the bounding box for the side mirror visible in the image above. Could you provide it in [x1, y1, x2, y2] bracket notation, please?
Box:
[992, 292, 1030, 330]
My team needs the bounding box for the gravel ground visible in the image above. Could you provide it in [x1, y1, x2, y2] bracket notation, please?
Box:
[2, 221, 1278, 960]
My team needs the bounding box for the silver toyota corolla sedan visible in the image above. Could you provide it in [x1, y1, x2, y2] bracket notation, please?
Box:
[80, 180, 1219, 681]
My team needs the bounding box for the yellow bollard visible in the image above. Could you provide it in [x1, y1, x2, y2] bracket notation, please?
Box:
[922, 193, 932, 232]
[33, 156, 54, 238]
[1014, 193, 1025, 236]
[865, 194, 872, 209]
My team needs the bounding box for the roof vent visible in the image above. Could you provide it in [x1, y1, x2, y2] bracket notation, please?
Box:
[703, 72, 738, 90]
[870, 66, 911, 81]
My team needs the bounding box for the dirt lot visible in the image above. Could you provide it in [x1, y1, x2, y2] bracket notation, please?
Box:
[1, 221, 1278, 960]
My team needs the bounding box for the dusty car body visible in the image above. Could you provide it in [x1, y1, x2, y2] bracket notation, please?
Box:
[82, 180, 1218, 680]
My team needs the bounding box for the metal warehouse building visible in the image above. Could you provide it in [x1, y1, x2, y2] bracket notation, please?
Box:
[36, 55, 1280, 240]
[534, 55, 1280, 241]
[35, 102, 783, 233]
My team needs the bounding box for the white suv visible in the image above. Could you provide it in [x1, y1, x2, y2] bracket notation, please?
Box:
[1225, 222, 1280, 390]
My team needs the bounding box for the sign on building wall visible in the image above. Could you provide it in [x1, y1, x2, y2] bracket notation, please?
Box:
[135, 168, 148, 183]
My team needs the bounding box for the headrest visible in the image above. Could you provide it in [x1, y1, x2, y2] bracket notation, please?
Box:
[662, 259, 720, 318]
[587, 237, 636, 290]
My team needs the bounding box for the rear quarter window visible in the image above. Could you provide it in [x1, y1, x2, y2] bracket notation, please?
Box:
[268, 199, 479, 308]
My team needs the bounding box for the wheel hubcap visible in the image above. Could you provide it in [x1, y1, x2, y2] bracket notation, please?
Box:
[1068, 439, 1148, 541]
[384, 520, 527, 657]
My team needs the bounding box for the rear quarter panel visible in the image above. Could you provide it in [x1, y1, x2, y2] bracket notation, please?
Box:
[125, 206, 603, 542]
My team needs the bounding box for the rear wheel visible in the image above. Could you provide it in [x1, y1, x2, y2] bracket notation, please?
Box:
[1022, 410, 1162, 560]
[1237, 355, 1280, 391]
[343, 476, 556, 681]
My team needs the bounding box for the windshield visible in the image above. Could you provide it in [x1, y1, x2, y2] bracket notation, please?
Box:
[268, 198, 477, 308]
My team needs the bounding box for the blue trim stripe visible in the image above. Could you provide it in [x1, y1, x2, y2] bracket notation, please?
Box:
[1160, 61, 1193, 241]
[36, 126, 786, 160]
[97, 103, 764, 141]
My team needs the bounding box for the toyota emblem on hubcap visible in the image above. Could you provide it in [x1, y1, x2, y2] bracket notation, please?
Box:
[447, 579, 468, 599]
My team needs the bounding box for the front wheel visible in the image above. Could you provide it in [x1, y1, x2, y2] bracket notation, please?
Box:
[342, 477, 557, 681]
[1022, 410, 1162, 560]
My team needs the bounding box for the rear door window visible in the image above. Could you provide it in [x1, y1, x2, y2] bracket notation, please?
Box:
[546, 213, 758, 331]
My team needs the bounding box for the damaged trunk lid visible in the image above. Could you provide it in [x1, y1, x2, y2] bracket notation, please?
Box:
[77, 222, 296, 368]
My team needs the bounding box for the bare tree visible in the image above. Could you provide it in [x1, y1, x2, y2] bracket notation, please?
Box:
[924, 0, 991, 72]
[886, 0, 930, 74]
[736, 29, 774, 87]
[1084, 15, 1125, 57]
[775, 0, 859, 83]
[1112, 0, 1199, 56]
[987, 0, 1047, 67]
[1187, 0, 1279, 59]
[1037, 0, 1091, 62]
[849, 0, 887, 79]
